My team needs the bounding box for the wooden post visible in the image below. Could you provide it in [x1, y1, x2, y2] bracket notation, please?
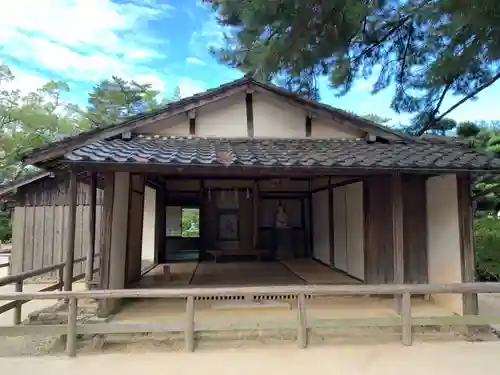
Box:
[328, 177, 335, 264]
[97, 173, 120, 317]
[252, 181, 259, 248]
[58, 266, 64, 292]
[66, 297, 78, 357]
[13, 281, 23, 325]
[401, 291, 412, 346]
[184, 296, 195, 352]
[85, 173, 97, 288]
[392, 173, 404, 312]
[457, 174, 479, 315]
[154, 187, 166, 264]
[297, 293, 307, 349]
[64, 170, 78, 292]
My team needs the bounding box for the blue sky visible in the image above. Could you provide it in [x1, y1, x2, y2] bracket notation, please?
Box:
[0, 0, 499, 127]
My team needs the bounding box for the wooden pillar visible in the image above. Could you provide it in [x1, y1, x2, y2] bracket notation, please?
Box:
[328, 177, 335, 265]
[246, 91, 254, 137]
[63, 170, 78, 292]
[98, 173, 114, 317]
[155, 187, 166, 264]
[252, 181, 259, 248]
[125, 174, 145, 285]
[392, 173, 404, 310]
[457, 174, 478, 315]
[85, 172, 97, 288]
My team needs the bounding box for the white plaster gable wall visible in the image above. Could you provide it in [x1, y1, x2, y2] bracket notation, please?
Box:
[135, 113, 189, 135]
[195, 93, 247, 137]
[253, 92, 306, 137]
[132, 90, 371, 139]
[426, 174, 463, 315]
[312, 117, 364, 138]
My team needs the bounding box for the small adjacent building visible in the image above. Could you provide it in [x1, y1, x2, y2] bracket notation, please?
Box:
[7, 75, 500, 317]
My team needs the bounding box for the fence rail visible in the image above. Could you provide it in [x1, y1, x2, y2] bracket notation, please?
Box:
[0, 255, 99, 324]
[0, 282, 499, 357]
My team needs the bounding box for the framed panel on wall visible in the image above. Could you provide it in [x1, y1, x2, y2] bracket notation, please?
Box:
[217, 209, 239, 241]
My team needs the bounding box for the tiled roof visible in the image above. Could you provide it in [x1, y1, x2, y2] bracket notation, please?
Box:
[63, 135, 500, 172]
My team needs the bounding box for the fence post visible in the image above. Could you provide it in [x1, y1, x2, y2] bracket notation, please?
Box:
[401, 291, 412, 346]
[184, 296, 195, 352]
[58, 266, 64, 291]
[66, 297, 78, 357]
[297, 293, 307, 349]
[13, 281, 23, 325]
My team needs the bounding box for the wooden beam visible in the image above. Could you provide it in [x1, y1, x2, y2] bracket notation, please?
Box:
[63, 170, 78, 292]
[188, 109, 196, 135]
[305, 116, 312, 137]
[392, 173, 404, 310]
[246, 92, 254, 137]
[457, 174, 479, 315]
[85, 172, 97, 288]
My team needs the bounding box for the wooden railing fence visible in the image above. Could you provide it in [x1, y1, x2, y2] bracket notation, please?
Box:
[0, 282, 500, 357]
[0, 255, 99, 325]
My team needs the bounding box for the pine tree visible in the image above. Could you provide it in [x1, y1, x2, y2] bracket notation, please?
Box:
[86, 76, 160, 127]
[208, 0, 500, 133]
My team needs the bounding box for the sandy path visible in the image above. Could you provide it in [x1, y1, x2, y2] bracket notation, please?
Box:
[0, 342, 499, 375]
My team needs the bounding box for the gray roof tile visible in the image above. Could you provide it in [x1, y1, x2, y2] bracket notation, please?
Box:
[63, 135, 500, 171]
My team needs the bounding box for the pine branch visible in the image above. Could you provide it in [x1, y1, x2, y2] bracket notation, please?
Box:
[419, 71, 500, 135]
[473, 184, 500, 200]
[352, 16, 411, 65]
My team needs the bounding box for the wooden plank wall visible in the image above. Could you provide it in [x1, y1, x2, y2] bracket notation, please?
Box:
[10, 204, 103, 279]
[364, 176, 394, 284]
[364, 174, 429, 285]
[17, 177, 104, 207]
[403, 175, 428, 284]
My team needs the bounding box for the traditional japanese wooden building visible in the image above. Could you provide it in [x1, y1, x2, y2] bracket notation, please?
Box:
[6, 75, 500, 317]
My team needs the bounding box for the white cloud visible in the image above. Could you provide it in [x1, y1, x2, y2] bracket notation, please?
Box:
[186, 57, 206, 65]
[189, 13, 227, 56]
[133, 74, 168, 93]
[1, 65, 49, 94]
[0, 0, 172, 89]
[352, 80, 373, 92]
[178, 78, 206, 97]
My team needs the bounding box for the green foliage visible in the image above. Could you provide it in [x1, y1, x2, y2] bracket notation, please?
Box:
[0, 65, 88, 184]
[85, 76, 161, 127]
[0, 63, 182, 242]
[209, 0, 500, 133]
[181, 208, 199, 238]
[487, 135, 500, 155]
[360, 113, 391, 124]
[457, 121, 481, 138]
[475, 218, 500, 281]
[0, 210, 11, 243]
[427, 118, 457, 135]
